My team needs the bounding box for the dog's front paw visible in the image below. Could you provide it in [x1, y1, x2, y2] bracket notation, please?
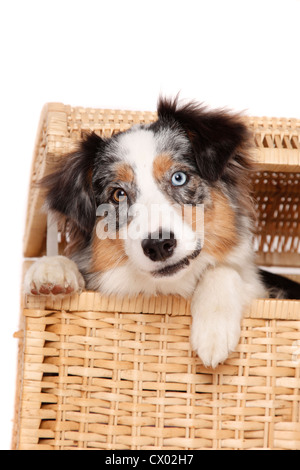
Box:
[190, 266, 248, 368]
[190, 311, 241, 368]
[24, 256, 85, 296]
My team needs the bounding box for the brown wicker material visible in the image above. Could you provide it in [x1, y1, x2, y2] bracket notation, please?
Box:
[253, 171, 300, 267]
[14, 293, 300, 450]
[13, 103, 300, 450]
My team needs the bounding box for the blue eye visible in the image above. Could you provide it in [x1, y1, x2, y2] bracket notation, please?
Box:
[171, 171, 187, 186]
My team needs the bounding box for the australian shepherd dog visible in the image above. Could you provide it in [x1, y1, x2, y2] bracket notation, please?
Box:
[25, 96, 300, 367]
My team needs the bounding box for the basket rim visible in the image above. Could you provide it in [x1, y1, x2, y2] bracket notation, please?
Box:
[24, 292, 300, 320]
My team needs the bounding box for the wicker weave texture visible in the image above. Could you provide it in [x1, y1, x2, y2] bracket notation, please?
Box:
[254, 171, 300, 267]
[14, 294, 300, 451]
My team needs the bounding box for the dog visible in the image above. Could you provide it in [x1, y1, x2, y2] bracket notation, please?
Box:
[24, 96, 300, 368]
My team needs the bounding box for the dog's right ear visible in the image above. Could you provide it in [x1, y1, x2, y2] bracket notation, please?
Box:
[41, 132, 105, 238]
[157, 96, 250, 182]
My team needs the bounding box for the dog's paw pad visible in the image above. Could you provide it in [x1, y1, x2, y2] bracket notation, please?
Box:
[30, 282, 75, 296]
[52, 284, 74, 295]
[24, 256, 85, 297]
[38, 283, 53, 295]
[30, 282, 39, 295]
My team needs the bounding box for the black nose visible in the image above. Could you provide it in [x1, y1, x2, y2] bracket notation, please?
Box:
[142, 231, 177, 262]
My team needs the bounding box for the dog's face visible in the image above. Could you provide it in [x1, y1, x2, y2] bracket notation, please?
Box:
[93, 124, 205, 280]
[43, 97, 251, 287]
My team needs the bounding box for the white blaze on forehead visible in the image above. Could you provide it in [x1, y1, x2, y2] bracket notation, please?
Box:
[117, 126, 191, 191]
[118, 128, 167, 204]
[118, 128, 156, 171]
[119, 129, 171, 237]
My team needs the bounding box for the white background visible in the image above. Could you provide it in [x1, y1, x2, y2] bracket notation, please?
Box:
[1, 0, 299, 450]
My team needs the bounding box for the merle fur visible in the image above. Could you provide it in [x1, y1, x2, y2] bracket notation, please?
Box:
[155, 96, 251, 182]
[42, 132, 104, 239]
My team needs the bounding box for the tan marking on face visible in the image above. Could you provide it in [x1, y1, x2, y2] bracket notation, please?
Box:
[202, 190, 237, 261]
[115, 162, 134, 184]
[153, 153, 173, 181]
[91, 234, 128, 272]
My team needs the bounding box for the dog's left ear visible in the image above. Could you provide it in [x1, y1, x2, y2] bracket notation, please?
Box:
[157, 96, 250, 182]
[41, 132, 105, 238]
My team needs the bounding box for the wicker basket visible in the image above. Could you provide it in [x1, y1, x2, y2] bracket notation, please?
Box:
[13, 104, 300, 450]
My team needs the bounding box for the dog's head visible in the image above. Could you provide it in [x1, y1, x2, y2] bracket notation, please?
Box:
[43, 96, 252, 281]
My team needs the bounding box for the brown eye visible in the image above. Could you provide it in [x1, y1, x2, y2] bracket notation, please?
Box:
[111, 188, 127, 203]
